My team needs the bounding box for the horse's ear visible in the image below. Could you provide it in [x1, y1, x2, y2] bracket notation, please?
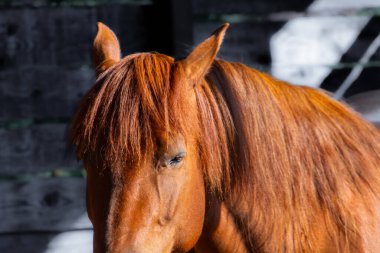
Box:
[92, 22, 121, 77]
[179, 23, 229, 82]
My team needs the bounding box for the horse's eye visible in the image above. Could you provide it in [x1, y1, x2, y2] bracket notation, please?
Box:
[169, 152, 186, 166]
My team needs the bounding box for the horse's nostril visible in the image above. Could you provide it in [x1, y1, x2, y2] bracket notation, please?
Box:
[158, 215, 171, 226]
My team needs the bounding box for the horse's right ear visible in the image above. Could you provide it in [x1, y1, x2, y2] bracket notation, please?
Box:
[92, 22, 121, 77]
[178, 23, 229, 83]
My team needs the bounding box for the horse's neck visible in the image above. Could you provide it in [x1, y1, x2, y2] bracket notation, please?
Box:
[194, 196, 249, 253]
[202, 62, 380, 252]
[199, 197, 363, 253]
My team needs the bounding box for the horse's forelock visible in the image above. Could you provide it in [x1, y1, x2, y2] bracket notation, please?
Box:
[71, 53, 195, 172]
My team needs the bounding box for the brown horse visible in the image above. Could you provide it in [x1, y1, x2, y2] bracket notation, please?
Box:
[70, 22, 380, 253]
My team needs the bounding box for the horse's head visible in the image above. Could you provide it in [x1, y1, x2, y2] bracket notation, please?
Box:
[71, 23, 228, 253]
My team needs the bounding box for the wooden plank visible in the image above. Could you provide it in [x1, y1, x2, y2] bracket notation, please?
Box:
[0, 8, 93, 68]
[0, 123, 80, 173]
[0, 6, 148, 68]
[0, 178, 91, 232]
[0, 0, 151, 7]
[0, 66, 94, 120]
[0, 231, 93, 253]
[192, 0, 313, 15]
[0, 5, 149, 120]
[192, 0, 380, 16]
[310, 0, 380, 14]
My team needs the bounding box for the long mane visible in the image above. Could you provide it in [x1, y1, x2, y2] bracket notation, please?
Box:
[201, 60, 380, 252]
[71, 53, 380, 252]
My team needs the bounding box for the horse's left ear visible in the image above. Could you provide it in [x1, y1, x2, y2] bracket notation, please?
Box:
[179, 23, 229, 82]
[93, 22, 121, 77]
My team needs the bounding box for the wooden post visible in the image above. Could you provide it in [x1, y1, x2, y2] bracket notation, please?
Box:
[144, 0, 193, 58]
[170, 0, 194, 57]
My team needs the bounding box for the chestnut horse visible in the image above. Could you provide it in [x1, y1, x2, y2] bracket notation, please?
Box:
[71, 23, 380, 253]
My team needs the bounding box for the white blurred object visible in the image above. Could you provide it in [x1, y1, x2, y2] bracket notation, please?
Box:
[310, 0, 380, 12]
[44, 214, 93, 253]
[44, 231, 93, 253]
[270, 0, 380, 87]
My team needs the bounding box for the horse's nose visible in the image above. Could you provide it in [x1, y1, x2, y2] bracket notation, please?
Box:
[115, 244, 173, 253]
[120, 249, 158, 253]
[105, 249, 140, 253]
[122, 250, 138, 253]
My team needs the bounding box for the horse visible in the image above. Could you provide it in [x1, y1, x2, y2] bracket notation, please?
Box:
[70, 22, 380, 253]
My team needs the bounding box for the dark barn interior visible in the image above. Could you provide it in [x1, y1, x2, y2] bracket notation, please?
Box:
[0, 0, 380, 252]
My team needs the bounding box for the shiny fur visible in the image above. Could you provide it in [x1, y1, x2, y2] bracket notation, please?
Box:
[71, 23, 380, 253]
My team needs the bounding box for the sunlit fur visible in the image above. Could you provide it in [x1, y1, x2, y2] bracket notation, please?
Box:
[71, 52, 380, 252]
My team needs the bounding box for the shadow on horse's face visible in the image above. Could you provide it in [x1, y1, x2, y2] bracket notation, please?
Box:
[75, 22, 228, 253]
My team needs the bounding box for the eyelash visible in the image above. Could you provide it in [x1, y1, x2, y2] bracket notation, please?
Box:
[169, 155, 184, 166]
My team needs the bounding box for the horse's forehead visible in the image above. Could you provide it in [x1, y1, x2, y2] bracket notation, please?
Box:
[154, 130, 185, 148]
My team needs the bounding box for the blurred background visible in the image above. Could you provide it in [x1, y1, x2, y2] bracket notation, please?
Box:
[0, 0, 379, 252]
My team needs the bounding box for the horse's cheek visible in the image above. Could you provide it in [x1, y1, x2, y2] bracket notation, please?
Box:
[155, 163, 205, 251]
[156, 171, 183, 220]
[176, 164, 206, 251]
[85, 171, 94, 223]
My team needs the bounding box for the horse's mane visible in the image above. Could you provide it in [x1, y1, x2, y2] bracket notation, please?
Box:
[203, 60, 380, 252]
[71, 53, 380, 252]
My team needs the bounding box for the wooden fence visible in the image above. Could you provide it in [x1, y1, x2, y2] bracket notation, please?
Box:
[0, 0, 379, 252]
